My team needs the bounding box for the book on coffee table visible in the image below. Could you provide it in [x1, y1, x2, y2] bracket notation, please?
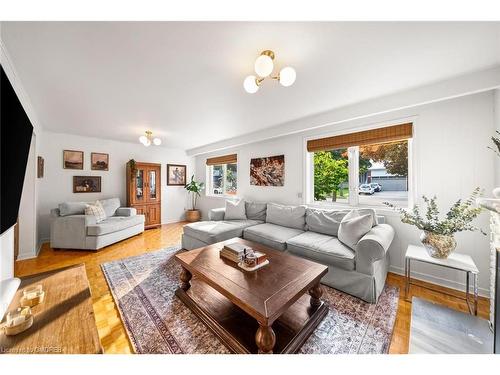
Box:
[220, 243, 267, 264]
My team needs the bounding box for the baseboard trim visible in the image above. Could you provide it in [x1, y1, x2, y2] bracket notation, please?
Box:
[16, 238, 48, 261]
[389, 265, 489, 298]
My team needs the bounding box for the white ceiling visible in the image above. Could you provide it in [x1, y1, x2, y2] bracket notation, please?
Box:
[2, 22, 500, 150]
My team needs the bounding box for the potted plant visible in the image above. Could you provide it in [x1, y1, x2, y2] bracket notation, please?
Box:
[384, 188, 485, 258]
[184, 175, 205, 222]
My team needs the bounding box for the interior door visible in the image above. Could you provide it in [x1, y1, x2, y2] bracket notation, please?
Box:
[146, 166, 160, 204]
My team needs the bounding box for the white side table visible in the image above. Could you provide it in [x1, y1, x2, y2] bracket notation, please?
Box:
[405, 245, 479, 315]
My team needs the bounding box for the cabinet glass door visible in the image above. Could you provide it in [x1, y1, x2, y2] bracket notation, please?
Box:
[135, 169, 145, 203]
[148, 169, 157, 200]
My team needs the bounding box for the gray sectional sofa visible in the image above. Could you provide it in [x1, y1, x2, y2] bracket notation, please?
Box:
[50, 198, 145, 250]
[182, 201, 395, 303]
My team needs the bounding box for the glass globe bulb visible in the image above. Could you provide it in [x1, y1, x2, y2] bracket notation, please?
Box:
[153, 137, 162, 146]
[254, 54, 273, 77]
[144, 138, 151, 147]
[243, 75, 259, 94]
[139, 135, 147, 144]
[279, 67, 296, 87]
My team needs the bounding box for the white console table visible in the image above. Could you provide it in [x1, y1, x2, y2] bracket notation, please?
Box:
[405, 245, 479, 315]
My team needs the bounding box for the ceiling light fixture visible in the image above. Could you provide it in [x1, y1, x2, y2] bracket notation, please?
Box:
[243, 50, 296, 94]
[139, 131, 162, 147]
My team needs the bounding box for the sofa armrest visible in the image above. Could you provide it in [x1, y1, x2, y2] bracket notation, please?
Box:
[50, 214, 96, 249]
[50, 208, 61, 217]
[355, 223, 395, 275]
[208, 207, 225, 221]
[115, 207, 137, 217]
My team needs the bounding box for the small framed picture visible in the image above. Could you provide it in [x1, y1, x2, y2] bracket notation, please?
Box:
[91, 152, 109, 171]
[63, 150, 84, 169]
[167, 164, 187, 186]
[37, 156, 44, 178]
[73, 176, 101, 193]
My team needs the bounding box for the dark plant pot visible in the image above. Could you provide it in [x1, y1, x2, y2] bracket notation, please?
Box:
[186, 210, 201, 222]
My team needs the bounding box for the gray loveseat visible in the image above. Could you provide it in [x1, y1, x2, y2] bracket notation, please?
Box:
[182, 202, 394, 303]
[50, 198, 145, 250]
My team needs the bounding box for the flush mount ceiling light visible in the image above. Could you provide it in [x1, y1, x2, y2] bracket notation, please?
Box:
[243, 50, 296, 94]
[139, 130, 162, 147]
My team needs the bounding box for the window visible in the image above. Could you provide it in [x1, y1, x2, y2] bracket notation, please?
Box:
[206, 154, 238, 197]
[308, 123, 412, 208]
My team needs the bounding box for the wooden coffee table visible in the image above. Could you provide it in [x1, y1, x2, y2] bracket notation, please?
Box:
[174, 238, 328, 354]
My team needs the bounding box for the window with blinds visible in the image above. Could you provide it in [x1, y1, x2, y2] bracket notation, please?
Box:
[309, 123, 412, 207]
[206, 154, 238, 196]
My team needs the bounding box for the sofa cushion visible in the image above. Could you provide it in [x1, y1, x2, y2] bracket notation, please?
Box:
[87, 215, 145, 236]
[265, 203, 306, 230]
[100, 198, 121, 217]
[58, 201, 87, 216]
[243, 223, 304, 251]
[183, 220, 262, 245]
[338, 210, 374, 250]
[287, 231, 356, 271]
[305, 208, 349, 236]
[245, 201, 267, 221]
[224, 199, 247, 220]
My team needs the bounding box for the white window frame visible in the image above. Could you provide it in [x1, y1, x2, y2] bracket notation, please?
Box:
[205, 163, 238, 198]
[304, 117, 417, 211]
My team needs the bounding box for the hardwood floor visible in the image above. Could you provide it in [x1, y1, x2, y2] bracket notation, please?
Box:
[15, 222, 489, 354]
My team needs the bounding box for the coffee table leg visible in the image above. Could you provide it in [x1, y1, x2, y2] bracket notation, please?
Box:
[309, 282, 323, 308]
[179, 267, 192, 291]
[255, 324, 276, 354]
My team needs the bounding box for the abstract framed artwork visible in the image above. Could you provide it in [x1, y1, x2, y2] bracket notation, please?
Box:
[63, 150, 84, 170]
[250, 154, 285, 186]
[166, 164, 187, 186]
[91, 152, 109, 171]
[73, 176, 101, 193]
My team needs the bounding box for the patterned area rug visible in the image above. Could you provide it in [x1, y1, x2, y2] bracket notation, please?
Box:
[101, 246, 399, 354]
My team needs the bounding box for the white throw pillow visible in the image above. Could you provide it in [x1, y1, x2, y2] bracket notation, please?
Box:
[337, 209, 374, 250]
[224, 199, 247, 220]
[85, 201, 107, 223]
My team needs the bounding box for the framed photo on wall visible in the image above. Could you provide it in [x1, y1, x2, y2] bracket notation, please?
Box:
[167, 164, 186, 186]
[73, 176, 101, 193]
[37, 156, 44, 178]
[63, 150, 84, 169]
[91, 152, 109, 171]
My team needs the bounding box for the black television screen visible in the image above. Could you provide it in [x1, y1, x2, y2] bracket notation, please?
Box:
[0, 65, 34, 235]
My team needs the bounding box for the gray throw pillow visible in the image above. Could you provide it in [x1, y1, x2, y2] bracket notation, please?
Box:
[266, 203, 306, 230]
[305, 208, 349, 236]
[337, 209, 374, 250]
[58, 202, 88, 216]
[224, 199, 247, 220]
[245, 201, 267, 221]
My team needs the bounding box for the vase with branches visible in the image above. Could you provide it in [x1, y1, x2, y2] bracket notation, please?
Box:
[384, 188, 485, 258]
[184, 175, 204, 222]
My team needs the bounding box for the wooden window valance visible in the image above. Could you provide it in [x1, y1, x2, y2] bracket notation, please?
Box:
[206, 154, 238, 166]
[307, 123, 413, 152]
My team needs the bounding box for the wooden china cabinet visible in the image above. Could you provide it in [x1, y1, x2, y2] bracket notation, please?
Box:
[126, 162, 161, 229]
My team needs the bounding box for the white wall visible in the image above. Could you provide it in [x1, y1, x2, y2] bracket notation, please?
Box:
[17, 134, 37, 260]
[38, 131, 194, 242]
[1, 40, 44, 267]
[195, 92, 496, 296]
